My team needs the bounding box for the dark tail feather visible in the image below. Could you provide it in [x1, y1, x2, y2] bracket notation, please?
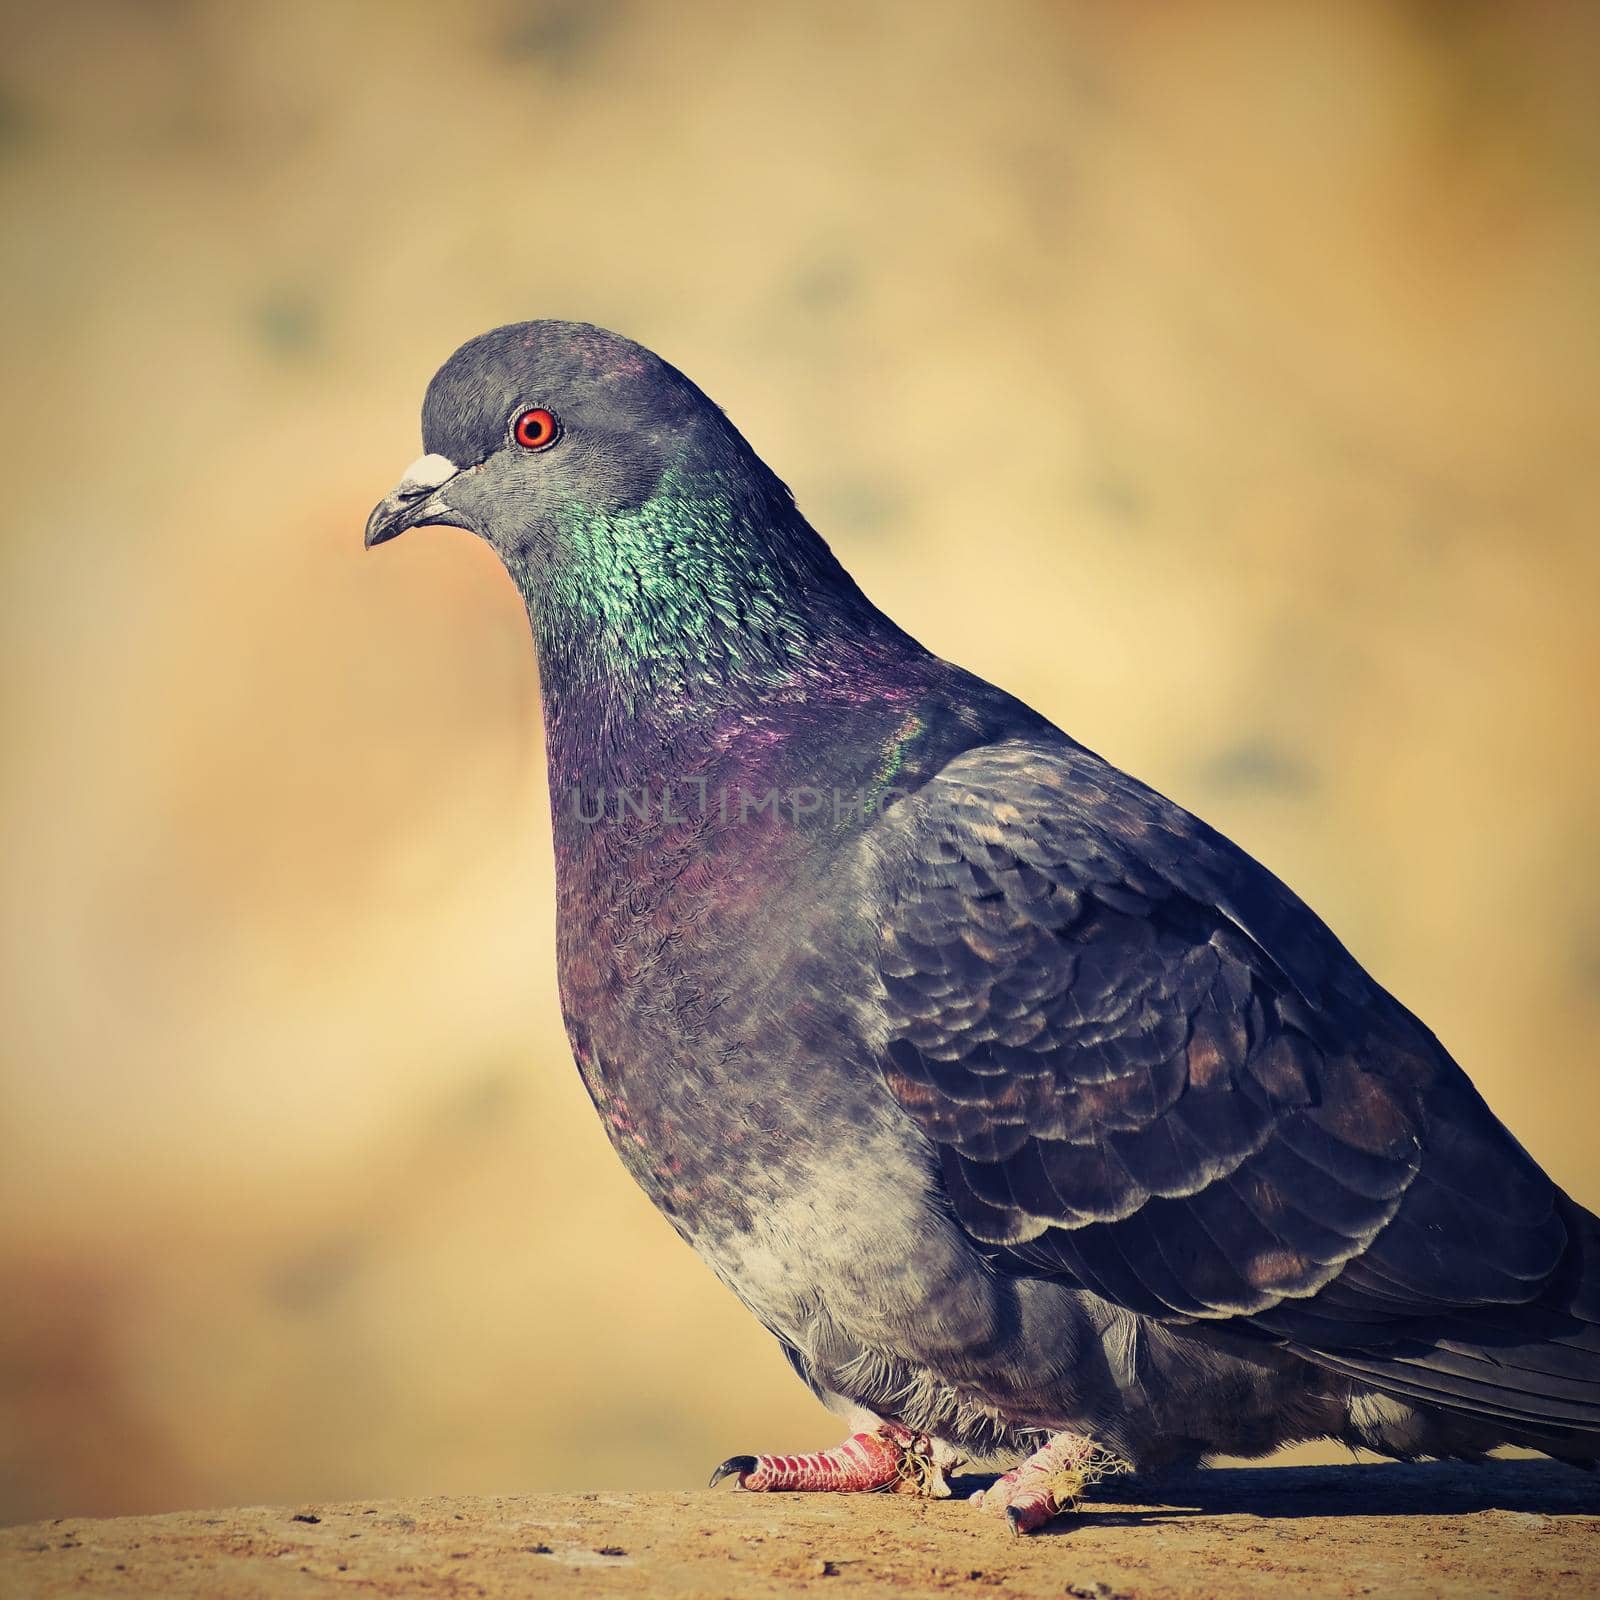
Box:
[1295, 1195, 1600, 1453]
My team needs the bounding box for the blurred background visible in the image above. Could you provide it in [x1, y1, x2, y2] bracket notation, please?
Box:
[1, 0, 1597, 1525]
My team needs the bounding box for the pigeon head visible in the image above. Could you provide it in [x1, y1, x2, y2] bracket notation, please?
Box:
[366, 321, 891, 728]
[365, 320, 773, 565]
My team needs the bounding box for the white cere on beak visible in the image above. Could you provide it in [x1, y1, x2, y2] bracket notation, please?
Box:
[398, 453, 459, 493]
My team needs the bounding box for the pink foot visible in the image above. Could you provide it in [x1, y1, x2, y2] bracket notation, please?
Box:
[709, 1422, 952, 1496]
[970, 1432, 1127, 1534]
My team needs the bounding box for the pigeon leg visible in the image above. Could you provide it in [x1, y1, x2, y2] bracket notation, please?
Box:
[969, 1431, 1129, 1534]
[709, 1420, 953, 1496]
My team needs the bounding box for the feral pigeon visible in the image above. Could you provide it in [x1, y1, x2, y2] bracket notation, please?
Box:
[365, 321, 1599, 1531]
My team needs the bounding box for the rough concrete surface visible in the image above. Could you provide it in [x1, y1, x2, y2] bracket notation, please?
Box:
[2, 1462, 1597, 1600]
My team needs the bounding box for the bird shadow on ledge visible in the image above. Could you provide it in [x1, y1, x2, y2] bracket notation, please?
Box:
[950, 1459, 1599, 1532]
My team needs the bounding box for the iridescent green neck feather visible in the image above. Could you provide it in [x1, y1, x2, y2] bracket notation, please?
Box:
[510, 463, 896, 778]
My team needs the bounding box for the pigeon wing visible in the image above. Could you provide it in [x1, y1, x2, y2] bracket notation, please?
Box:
[867, 739, 1595, 1436]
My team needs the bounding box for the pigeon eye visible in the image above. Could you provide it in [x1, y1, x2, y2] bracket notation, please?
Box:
[512, 407, 560, 450]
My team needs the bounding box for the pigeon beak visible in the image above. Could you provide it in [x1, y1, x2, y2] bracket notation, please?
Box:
[364, 453, 461, 548]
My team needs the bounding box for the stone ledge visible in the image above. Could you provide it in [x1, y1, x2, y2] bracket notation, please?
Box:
[3, 1462, 1597, 1599]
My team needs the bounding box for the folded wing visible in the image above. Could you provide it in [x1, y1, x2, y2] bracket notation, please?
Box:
[869, 740, 1598, 1443]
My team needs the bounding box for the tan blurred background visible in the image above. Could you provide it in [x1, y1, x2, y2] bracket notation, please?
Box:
[1, 0, 1597, 1526]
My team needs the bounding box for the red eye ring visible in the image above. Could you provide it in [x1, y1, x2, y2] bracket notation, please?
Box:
[512, 407, 560, 450]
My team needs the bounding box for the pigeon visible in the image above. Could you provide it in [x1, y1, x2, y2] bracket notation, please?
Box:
[365, 321, 1600, 1532]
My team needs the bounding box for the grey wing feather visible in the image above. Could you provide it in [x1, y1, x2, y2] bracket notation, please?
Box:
[866, 738, 1599, 1441]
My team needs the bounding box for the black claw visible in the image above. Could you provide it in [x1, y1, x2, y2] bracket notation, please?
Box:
[1005, 1505, 1026, 1537]
[708, 1455, 758, 1489]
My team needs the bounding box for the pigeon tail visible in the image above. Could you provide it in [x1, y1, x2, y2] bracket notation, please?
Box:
[1294, 1194, 1600, 1455]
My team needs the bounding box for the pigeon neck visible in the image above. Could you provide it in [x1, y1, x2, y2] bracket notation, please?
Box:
[512, 466, 897, 781]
